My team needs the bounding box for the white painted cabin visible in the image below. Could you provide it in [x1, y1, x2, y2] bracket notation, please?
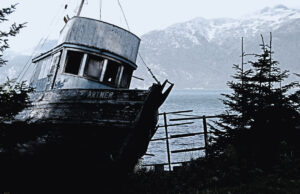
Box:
[30, 17, 140, 91]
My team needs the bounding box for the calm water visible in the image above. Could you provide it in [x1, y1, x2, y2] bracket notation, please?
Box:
[141, 89, 229, 167]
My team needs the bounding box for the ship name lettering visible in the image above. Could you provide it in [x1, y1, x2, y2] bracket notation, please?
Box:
[88, 91, 114, 99]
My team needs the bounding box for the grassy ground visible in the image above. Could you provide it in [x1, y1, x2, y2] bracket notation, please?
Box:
[121, 157, 300, 194]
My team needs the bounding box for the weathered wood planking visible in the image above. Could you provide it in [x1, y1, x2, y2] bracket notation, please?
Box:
[16, 89, 150, 127]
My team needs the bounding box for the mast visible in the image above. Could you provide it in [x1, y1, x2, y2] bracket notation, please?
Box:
[77, 0, 85, 16]
[100, 0, 102, 20]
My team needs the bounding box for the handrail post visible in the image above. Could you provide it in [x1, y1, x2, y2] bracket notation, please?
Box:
[164, 112, 171, 171]
[203, 115, 208, 158]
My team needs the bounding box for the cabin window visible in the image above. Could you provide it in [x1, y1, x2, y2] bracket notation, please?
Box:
[103, 60, 120, 85]
[38, 56, 52, 79]
[31, 61, 42, 84]
[84, 55, 105, 80]
[120, 67, 133, 88]
[64, 51, 83, 75]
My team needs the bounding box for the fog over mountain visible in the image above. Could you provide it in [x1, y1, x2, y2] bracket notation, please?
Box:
[1, 5, 300, 89]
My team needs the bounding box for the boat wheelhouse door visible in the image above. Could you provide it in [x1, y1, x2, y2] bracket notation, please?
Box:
[29, 50, 62, 91]
[46, 51, 62, 90]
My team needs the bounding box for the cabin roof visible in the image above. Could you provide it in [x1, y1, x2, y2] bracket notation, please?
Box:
[58, 16, 140, 63]
[60, 16, 141, 41]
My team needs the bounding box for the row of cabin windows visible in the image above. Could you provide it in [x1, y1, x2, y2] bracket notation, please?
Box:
[64, 50, 133, 88]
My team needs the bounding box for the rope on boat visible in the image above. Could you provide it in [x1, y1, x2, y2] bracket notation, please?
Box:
[16, 2, 67, 83]
[138, 53, 160, 85]
[117, 0, 130, 31]
[117, 0, 161, 85]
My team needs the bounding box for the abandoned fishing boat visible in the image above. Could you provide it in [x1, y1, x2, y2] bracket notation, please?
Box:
[15, 0, 173, 171]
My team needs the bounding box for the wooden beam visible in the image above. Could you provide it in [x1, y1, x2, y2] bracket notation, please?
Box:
[156, 122, 194, 128]
[142, 161, 190, 167]
[145, 153, 155, 157]
[170, 132, 205, 139]
[170, 115, 225, 121]
[152, 132, 212, 141]
[203, 115, 208, 158]
[171, 147, 206, 154]
[164, 112, 172, 171]
[159, 110, 193, 115]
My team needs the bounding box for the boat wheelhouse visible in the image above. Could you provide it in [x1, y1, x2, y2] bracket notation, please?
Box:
[30, 17, 140, 91]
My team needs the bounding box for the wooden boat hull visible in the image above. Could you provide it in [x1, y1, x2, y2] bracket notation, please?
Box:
[13, 82, 173, 172]
[17, 88, 150, 127]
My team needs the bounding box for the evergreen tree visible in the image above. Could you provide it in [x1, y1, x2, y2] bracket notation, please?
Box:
[0, 80, 33, 121]
[0, 4, 33, 153]
[209, 35, 300, 167]
[0, 4, 31, 121]
[0, 4, 25, 66]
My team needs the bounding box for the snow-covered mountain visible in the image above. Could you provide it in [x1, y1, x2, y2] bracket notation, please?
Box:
[1, 5, 300, 89]
[132, 5, 300, 89]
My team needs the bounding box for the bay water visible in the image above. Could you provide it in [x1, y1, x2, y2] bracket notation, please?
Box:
[141, 89, 230, 167]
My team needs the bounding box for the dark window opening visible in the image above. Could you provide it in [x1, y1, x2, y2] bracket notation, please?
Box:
[120, 67, 133, 88]
[84, 55, 104, 80]
[103, 60, 120, 86]
[64, 51, 83, 75]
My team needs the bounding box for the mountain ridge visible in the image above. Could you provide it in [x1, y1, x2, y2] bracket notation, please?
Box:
[1, 5, 300, 89]
[131, 5, 300, 89]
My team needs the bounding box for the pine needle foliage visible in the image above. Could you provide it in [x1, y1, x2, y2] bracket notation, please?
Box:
[0, 4, 31, 122]
[0, 4, 26, 66]
[209, 35, 300, 167]
[0, 79, 33, 121]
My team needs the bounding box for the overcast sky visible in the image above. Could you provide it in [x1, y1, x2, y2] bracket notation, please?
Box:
[3, 0, 300, 53]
